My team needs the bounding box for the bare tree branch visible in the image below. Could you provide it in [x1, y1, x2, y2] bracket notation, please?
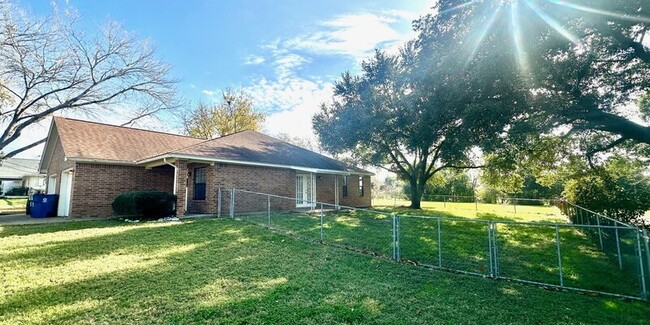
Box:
[0, 1, 177, 158]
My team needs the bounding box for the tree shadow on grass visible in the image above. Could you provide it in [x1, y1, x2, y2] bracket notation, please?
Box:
[0, 219, 124, 237]
[1, 220, 289, 323]
[2, 218, 649, 324]
[244, 210, 643, 298]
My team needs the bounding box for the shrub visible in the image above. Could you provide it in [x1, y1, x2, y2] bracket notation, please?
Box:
[6, 186, 28, 196]
[112, 191, 177, 219]
[564, 173, 650, 227]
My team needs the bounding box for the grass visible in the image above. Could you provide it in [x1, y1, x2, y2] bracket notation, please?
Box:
[1, 219, 649, 324]
[0, 197, 27, 212]
[244, 203, 646, 298]
[372, 198, 563, 222]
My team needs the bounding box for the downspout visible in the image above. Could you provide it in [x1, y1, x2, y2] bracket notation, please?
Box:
[163, 158, 177, 195]
[163, 158, 178, 216]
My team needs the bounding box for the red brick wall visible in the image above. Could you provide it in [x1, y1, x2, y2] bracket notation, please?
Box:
[45, 137, 75, 194]
[186, 163, 217, 214]
[213, 164, 296, 214]
[317, 174, 372, 208]
[201, 163, 372, 215]
[70, 163, 174, 217]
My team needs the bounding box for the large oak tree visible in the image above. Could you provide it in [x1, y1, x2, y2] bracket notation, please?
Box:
[313, 18, 526, 208]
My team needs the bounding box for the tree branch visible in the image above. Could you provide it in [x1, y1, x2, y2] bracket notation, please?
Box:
[2, 138, 46, 159]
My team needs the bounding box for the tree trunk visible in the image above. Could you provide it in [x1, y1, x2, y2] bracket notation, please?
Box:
[409, 180, 424, 209]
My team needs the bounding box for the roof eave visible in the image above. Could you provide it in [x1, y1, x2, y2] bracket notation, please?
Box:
[68, 157, 139, 166]
[137, 153, 374, 176]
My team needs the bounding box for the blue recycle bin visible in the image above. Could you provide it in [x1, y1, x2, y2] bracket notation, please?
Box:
[30, 194, 59, 218]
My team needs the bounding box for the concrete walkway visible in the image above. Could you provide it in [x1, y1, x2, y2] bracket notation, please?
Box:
[0, 214, 75, 226]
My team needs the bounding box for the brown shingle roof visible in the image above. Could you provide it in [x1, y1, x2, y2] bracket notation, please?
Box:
[54, 117, 204, 162]
[166, 130, 371, 174]
[52, 117, 371, 174]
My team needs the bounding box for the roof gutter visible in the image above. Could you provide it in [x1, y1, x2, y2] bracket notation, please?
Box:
[137, 153, 374, 176]
[67, 157, 139, 166]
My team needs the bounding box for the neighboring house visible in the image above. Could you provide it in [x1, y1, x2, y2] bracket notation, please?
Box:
[0, 158, 46, 195]
[39, 117, 372, 218]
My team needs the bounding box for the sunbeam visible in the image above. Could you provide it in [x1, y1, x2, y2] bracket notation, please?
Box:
[466, 7, 502, 65]
[510, 0, 529, 74]
[524, 0, 582, 45]
[439, 0, 482, 15]
[546, 0, 650, 24]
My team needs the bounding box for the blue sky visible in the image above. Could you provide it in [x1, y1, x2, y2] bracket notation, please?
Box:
[17, 0, 435, 157]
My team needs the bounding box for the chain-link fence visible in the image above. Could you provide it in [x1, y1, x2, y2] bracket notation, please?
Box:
[218, 188, 649, 300]
[373, 194, 562, 218]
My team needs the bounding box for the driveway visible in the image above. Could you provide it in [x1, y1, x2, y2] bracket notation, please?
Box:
[0, 214, 73, 226]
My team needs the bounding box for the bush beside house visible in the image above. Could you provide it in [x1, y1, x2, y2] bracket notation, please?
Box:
[112, 191, 177, 219]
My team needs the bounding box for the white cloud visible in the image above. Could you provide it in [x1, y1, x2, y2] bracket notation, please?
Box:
[244, 55, 266, 65]
[202, 90, 216, 97]
[245, 77, 333, 139]
[273, 53, 309, 81]
[239, 10, 423, 141]
[283, 13, 410, 60]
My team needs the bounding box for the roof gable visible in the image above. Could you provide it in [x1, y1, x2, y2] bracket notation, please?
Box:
[51, 117, 204, 163]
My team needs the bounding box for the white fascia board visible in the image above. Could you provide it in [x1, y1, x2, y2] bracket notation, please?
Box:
[137, 154, 374, 176]
[38, 122, 57, 174]
[68, 157, 139, 166]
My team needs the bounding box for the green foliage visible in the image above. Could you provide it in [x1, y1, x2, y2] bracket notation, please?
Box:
[416, 170, 475, 199]
[640, 93, 650, 122]
[314, 18, 523, 208]
[182, 88, 265, 139]
[477, 187, 502, 204]
[112, 191, 177, 219]
[5, 186, 28, 196]
[563, 158, 650, 226]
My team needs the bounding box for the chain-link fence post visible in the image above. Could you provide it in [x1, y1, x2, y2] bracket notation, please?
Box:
[596, 215, 604, 250]
[320, 203, 324, 242]
[217, 188, 221, 218]
[555, 224, 564, 287]
[437, 217, 442, 268]
[636, 231, 647, 300]
[267, 195, 271, 227]
[391, 213, 397, 261]
[396, 214, 401, 262]
[230, 188, 235, 218]
[492, 222, 499, 277]
[615, 227, 623, 270]
[487, 221, 494, 277]
[644, 229, 650, 296]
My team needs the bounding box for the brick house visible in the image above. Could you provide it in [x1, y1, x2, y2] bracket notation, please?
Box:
[39, 117, 372, 218]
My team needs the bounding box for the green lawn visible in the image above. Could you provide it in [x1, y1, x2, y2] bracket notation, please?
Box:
[372, 198, 563, 222]
[0, 197, 27, 212]
[1, 219, 649, 324]
[244, 205, 646, 299]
